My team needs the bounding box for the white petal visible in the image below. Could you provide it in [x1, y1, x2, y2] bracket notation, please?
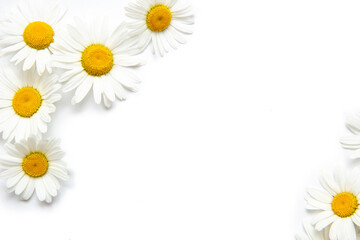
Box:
[334, 167, 347, 192]
[62, 71, 87, 93]
[1, 42, 26, 54]
[48, 167, 68, 181]
[307, 188, 333, 203]
[72, 76, 93, 104]
[168, 25, 186, 44]
[11, 46, 31, 65]
[319, 172, 340, 196]
[35, 178, 46, 202]
[35, 49, 48, 75]
[0, 166, 22, 178]
[170, 20, 193, 34]
[103, 95, 112, 108]
[42, 175, 57, 197]
[314, 214, 338, 231]
[2, 115, 20, 141]
[21, 179, 35, 200]
[102, 78, 115, 102]
[350, 149, 360, 159]
[312, 210, 335, 225]
[346, 115, 360, 134]
[6, 171, 24, 189]
[23, 49, 37, 71]
[92, 77, 103, 104]
[330, 218, 356, 240]
[15, 174, 30, 195]
[305, 194, 332, 211]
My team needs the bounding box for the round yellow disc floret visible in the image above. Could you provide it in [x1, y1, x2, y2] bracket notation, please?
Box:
[146, 4, 172, 32]
[81, 44, 114, 76]
[12, 87, 42, 118]
[332, 192, 359, 218]
[22, 152, 49, 178]
[23, 21, 54, 50]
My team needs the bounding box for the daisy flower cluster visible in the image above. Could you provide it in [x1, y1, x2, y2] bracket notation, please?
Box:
[0, 0, 194, 203]
[295, 115, 360, 240]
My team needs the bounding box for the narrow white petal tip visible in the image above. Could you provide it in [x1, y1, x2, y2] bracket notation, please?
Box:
[71, 98, 76, 105]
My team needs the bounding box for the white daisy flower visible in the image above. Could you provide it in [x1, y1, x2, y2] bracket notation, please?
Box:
[52, 18, 144, 108]
[0, 65, 61, 141]
[0, 136, 68, 203]
[306, 167, 360, 240]
[125, 0, 194, 57]
[296, 221, 329, 240]
[0, 0, 67, 75]
[340, 114, 360, 159]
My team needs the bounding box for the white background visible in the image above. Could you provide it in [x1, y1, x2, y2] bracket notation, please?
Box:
[0, 0, 359, 239]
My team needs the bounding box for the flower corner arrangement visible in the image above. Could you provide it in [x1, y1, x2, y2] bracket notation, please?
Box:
[0, 0, 194, 203]
[295, 115, 360, 240]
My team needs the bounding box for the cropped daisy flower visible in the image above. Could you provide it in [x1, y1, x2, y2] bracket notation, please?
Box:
[340, 114, 360, 159]
[0, 136, 68, 203]
[52, 18, 143, 108]
[0, 65, 61, 141]
[125, 0, 194, 56]
[296, 221, 329, 240]
[306, 167, 360, 240]
[0, 0, 67, 75]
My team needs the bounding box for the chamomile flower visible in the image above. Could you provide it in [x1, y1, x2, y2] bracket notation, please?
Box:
[125, 0, 194, 56]
[0, 136, 68, 203]
[0, 65, 61, 141]
[296, 221, 329, 240]
[340, 114, 360, 159]
[306, 167, 360, 240]
[52, 18, 144, 108]
[0, 0, 67, 75]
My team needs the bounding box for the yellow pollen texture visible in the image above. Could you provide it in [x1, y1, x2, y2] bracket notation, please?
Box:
[332, 192, 359, 218]
[12, 87, 42, 118]
[146, 4, 172, 32]
[22, 152, 49, 178]
[81, 44, 114, 76]
[23, 21, 54, 50]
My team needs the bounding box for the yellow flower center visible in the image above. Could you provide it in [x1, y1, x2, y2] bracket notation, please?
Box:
[81, 44, 114, 76]
[23, 21, 54, 50]
[12, 87, 42, 118]
[332, 192, 359, 218]
[22, 152, 49, 178]
[146, 4, 172, 32]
